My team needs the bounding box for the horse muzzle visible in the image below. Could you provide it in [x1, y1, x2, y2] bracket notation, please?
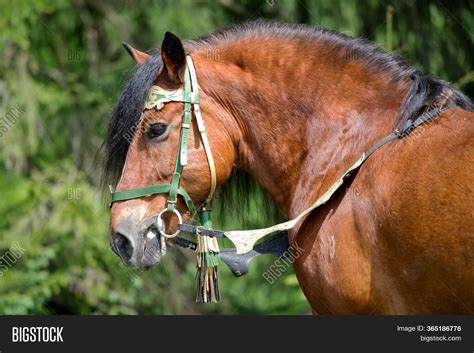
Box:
[110, 217, 167, 269]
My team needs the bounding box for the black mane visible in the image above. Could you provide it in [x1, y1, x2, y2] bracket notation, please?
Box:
[103, 20, 473, 190]
[103, 54, 162, 185]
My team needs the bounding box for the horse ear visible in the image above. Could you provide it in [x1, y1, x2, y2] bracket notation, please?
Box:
[122, 42, 150, 65]
[161, 32, 186, 83]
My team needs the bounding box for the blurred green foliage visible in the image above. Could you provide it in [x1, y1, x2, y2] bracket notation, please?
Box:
[0, 0, 472, 314]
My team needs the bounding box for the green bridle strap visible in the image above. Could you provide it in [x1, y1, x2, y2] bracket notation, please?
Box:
[111, 184, 196, 215]
[109, 56, 212, 228]
[166, 64, 194, 212]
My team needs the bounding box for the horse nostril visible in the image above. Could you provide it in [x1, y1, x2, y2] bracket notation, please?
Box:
[114, 232, 134, 261]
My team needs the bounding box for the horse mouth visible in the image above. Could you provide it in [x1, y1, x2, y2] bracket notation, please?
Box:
[141, 226, 167, 268]
[110, 224, 167, 269]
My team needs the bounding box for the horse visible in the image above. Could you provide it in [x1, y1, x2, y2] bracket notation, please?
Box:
[104, 21, 474, 314]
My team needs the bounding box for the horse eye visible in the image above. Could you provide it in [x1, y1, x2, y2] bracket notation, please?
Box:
[147, 123, 168, 140]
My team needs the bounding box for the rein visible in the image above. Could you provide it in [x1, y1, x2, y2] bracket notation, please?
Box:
[109, 55, 447, 303]
[180, 104, 447, 255]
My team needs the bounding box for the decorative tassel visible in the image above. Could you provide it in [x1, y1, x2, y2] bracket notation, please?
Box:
[195, 209, 220, 303]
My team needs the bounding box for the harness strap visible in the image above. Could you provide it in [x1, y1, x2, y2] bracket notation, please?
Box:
[397, 106, 445, 136]
[178, 223, 226, 237]
[191, 106, 448, 254]
[364, 106, 446, 158]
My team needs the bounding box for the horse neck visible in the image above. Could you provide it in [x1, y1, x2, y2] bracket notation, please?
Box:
[194, 39, 410, 217]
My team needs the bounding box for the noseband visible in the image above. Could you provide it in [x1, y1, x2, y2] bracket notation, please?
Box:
[110, 56, 217, 238]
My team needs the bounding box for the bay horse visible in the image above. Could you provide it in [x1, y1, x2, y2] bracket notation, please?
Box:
[105, 21, 474, 314]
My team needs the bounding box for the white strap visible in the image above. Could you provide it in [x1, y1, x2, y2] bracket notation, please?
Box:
[186, 56, 217, 205]
[224, 154, 366, 254]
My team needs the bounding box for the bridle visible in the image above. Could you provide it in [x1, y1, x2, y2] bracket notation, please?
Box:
[108, 54, 449, 303]
[110, 56, 224, 303]
[110, 56, 216, 238]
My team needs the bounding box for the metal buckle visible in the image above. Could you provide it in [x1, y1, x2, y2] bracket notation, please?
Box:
[156, 208, 182, 238]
